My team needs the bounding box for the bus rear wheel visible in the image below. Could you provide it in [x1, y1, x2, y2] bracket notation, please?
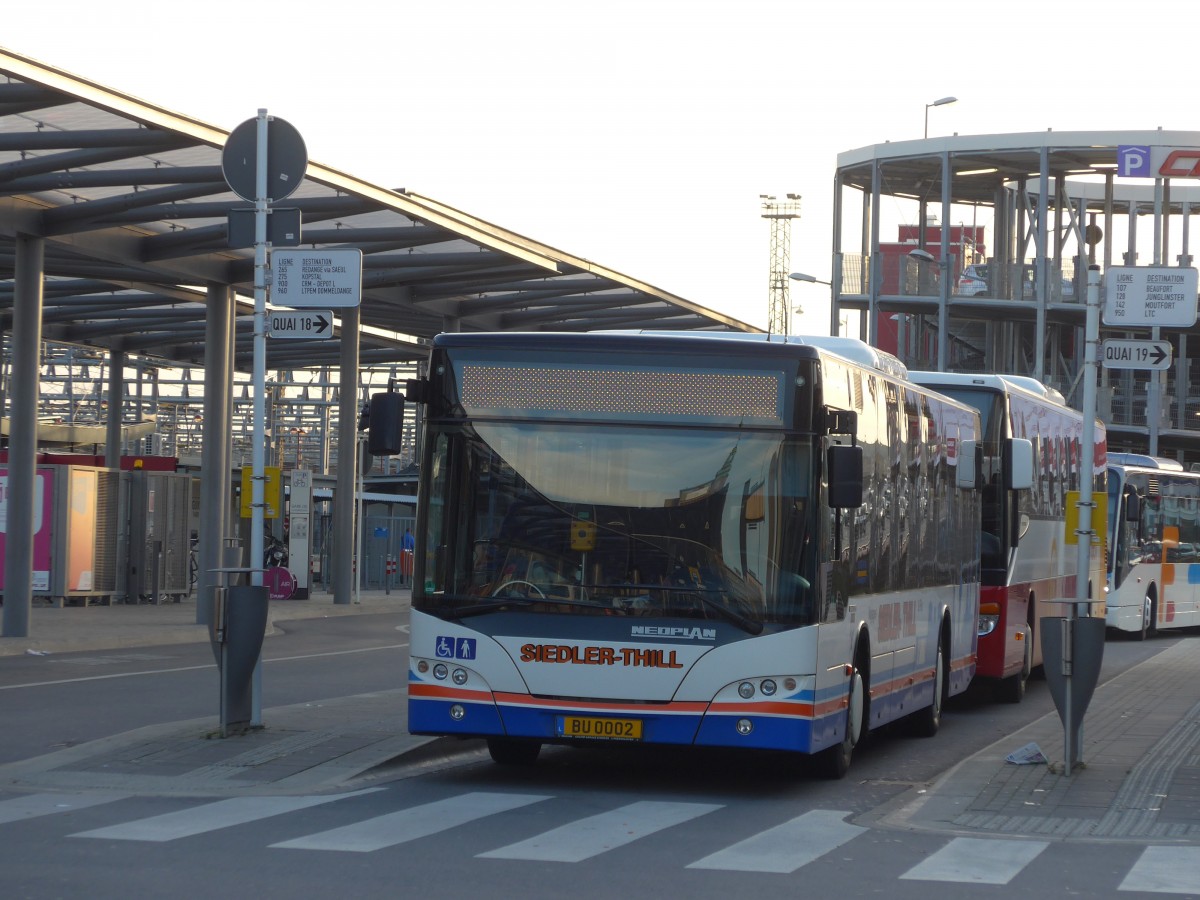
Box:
[487, 737, 542, 766]
[909, 633, 946, 737]
[997, 626, 1032, 704]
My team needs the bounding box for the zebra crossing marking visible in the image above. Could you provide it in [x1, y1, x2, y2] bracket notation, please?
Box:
[8, 786, 1189, 894]
[71, 789, 381, 842]
[900, 836, 1049, 884]
[1120, 846, 1200, 894]
[272, 791, 550, 852]
[478, 800, 722, 863]
[0, 792, 128, 826]
[687, 808, 865, 873]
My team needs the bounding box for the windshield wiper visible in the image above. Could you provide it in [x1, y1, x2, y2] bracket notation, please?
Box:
[444, 600, 532, 619]
[691, 592, 763, 635]
[444, 593, 619, 619]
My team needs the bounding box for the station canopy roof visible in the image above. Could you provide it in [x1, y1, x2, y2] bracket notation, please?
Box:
[0, 49, 757, 372]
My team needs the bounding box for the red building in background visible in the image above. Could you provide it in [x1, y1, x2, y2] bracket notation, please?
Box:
[873, 223, 987, 356]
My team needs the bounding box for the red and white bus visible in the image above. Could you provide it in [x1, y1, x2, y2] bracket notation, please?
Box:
[909, 372, 1105, 702]
[406, 332, 982, 777]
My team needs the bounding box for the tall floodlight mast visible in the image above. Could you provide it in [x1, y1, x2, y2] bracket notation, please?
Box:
[761, 193, 802, 336]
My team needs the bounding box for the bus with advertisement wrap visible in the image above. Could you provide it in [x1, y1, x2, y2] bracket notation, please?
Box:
[909, 372, 1105, 702]
[406, 332, 983, 777]
[1105, 453, 1200, 639]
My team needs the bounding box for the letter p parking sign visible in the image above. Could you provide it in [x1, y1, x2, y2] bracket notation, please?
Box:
[1119, 145, 1151, 177]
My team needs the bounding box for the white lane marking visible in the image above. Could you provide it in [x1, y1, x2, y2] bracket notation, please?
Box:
[479, 800, 722, 863]
[1120, 846, 1200, 893]
[0, 792, 129, 825]
[900, 836, 1049, 884]
[272, 792, 551, 852]
[71, 789, 380, 842]
[687, 808, 865, 873]
[0, 643, 408, 691]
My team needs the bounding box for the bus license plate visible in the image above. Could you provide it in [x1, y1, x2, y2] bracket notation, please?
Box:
[558, 715, 643, 741]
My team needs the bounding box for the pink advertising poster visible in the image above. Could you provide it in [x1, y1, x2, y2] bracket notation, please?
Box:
[0, 467, 54, 592]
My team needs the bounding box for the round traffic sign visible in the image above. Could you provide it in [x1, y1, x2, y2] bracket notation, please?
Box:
[263, 565, 296, 601]
[221, 116, 308, 203]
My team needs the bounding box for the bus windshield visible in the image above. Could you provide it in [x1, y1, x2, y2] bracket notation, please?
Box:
[419, 421, 817, 630]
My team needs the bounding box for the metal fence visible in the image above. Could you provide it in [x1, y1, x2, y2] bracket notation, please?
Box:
[312, 511, 416, 593]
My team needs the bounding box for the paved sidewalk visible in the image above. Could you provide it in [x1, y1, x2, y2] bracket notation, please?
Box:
[0, 587, 413, 657]
[0, 587, 445, 796]
[879, 636, 1200, 842]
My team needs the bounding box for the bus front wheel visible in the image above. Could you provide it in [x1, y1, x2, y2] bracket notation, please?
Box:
[818, 663, 865, 779]
[1135, 591, 1157, 642]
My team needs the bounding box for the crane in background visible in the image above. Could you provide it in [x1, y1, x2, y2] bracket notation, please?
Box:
[761, 194, 802, 335]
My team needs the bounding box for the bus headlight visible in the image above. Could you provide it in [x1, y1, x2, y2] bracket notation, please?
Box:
[433, 663, 448, 680]
[738, 682, 755, 699]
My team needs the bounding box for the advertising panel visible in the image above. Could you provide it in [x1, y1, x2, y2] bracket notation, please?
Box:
[67, 467, 98, 592]
[0, 467, 54, 591]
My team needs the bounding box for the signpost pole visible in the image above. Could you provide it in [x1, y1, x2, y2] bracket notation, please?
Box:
[220, 112, 307, 735]
[250, 109, 269, 727]
[355, 430, 364, 606]
[1066, 265, 1102, 774]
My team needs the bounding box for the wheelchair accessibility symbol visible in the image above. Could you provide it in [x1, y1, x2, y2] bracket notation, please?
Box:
[435, 636, 477, 660]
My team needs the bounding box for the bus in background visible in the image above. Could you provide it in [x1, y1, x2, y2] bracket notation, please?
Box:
[1106, 453, 1200, 639]
[909, 372, 1103, 702]
[406, 332, 983, 778]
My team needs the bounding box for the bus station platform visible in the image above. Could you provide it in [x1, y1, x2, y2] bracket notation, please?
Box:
[1, 595, 1198, 845]
[0, 588, 437, 797]
[880, 635, 1200, 841]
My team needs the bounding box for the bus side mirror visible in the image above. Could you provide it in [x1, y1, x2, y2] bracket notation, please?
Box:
[1125, 491, 1141, 523]
[957, 439, 982, 489]
[368, 391, 405, 456]
[827, 444, 864, 508]
[1005, 438, 1035, 491]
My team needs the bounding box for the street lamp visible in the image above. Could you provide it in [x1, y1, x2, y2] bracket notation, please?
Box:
[787, 272, 832, 324]
[924, 96, 957, 138]
[788, 272, 831, 286]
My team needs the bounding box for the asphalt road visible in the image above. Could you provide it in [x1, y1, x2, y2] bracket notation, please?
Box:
[0, 617, 1186, 899]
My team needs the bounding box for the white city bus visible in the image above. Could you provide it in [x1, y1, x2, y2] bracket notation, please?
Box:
[909, 372, 1105, 701]
[1106, 453, 1200, 638]
[406, 332, 982, 777]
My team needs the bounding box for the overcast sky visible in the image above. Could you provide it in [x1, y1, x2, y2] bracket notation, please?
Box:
[6, 1, 1199, 332]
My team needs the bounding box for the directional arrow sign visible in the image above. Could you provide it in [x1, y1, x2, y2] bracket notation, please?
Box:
[1101, 338, 1172, 371]
[268, 309, 334, 340]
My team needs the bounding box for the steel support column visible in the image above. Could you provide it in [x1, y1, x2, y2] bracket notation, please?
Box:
[1035, 149, 1049, 382]
[105, 350, 125, 466]
[868, 160, 882, 347]
[333, 305, 360, 605]
[938, 151, 952, 371]
[2, 234, 43, 638]
[199, 282, 235, 626]
[830, 172, 844, 337]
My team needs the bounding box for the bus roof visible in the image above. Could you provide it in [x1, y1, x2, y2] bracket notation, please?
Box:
[1107, 452, 1186, 471]
[908, 370, 1066, 404]
[434, 331, 910, 378]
